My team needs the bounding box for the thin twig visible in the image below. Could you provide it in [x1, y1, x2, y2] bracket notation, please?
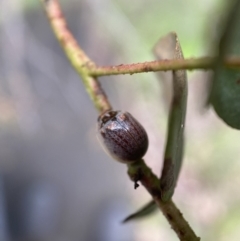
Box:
[88, 56, 240, 76]
[40, 0, 200, 240]
[128, 160, 200, 241]
[40, 0, 111, 113]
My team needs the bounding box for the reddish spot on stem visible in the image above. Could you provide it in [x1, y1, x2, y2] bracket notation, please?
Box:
[49, 9, 63, 21]
[143, 66, 153, 72]
[236, 79, 240, 84]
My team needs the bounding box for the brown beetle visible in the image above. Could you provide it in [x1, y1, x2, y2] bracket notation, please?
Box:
[98, 110, 148, 163]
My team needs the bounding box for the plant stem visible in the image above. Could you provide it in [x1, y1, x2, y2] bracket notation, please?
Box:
[128, 160, 200, 241]
[87, 56, 240, 76]
[40, 0, 111, 113]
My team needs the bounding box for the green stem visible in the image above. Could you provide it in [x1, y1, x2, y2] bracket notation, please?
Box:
[41, 0, 111, 113]
[87, 56, 240, 76]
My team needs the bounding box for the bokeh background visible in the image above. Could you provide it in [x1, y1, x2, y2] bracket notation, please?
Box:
[0, 0, 240, 240]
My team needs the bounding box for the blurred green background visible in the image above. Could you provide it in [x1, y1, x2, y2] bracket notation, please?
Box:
[0, 0, 239, 241]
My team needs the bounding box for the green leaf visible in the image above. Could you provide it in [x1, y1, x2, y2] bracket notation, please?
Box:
[211, 68, 240, 129]
[122, 200, 157, 223]
[210, 0, 240, 130]
[153, 32, 187, 201]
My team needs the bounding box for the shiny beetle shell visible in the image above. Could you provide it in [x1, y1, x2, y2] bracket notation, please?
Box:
[98, 110, 148, 163]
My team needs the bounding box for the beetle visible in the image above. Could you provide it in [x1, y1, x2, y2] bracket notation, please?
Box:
[98, 110, 148, 163]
